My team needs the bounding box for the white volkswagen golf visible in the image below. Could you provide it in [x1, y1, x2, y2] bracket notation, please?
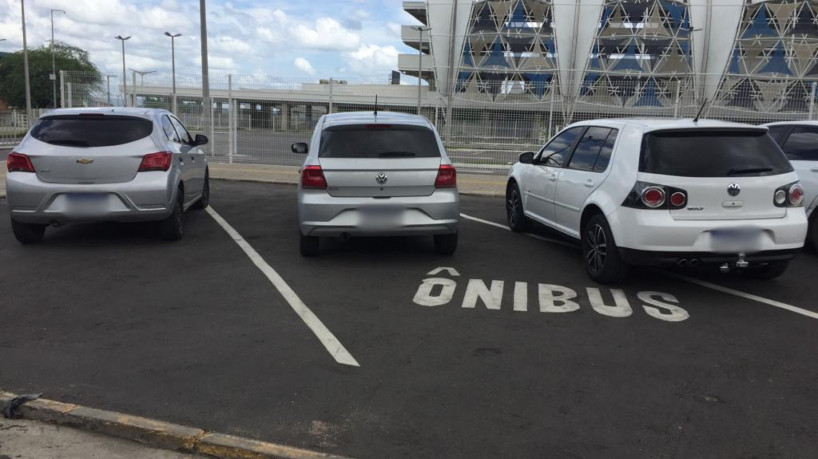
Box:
[506, 119, 807, 283]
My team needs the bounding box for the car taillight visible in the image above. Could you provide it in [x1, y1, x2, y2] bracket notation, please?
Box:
[301, 165, 327, 189]
[623, 182, 687, 209]
[641, 186, 665, 208]
[789, 183, 804, 207]
[138, 152, 172, 172]
[435, 164, 457, 188]
[7, 153, 35, 173]
[774, 182, 804, 207]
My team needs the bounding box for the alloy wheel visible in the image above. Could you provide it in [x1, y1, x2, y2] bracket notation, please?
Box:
[586, 224, 607, 274]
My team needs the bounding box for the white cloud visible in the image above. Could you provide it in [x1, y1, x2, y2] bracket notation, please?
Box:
[344, 44, 399, 76]
[292, 17, 360, 51]
[294, 57, 316, 76]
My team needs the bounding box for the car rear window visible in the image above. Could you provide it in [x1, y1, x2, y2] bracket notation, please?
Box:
[318, 124, 441, 158]
[30, 115, 153, 148]
[640, 129, 793, 177]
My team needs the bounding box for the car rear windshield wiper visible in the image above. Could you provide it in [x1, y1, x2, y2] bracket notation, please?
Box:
[726, 167, 773, 176]
[46, 139, 91, 147]
[378, 151, 416, 158]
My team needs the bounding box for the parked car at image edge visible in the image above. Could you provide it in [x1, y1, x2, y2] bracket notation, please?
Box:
[292, 111, 459, 256]
[507, 118, 808, 283]
[6, 108, 210, 243]
[763, 121, 818, 252]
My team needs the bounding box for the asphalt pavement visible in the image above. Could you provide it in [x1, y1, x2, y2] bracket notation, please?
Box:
[1, 181, 816, 458]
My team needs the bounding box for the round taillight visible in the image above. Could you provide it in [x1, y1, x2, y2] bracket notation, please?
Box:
[789, 184, 804, 206]
[670, 191, 686, 207]
[641, 187, 666, 208]
[774, 189, 787, 206]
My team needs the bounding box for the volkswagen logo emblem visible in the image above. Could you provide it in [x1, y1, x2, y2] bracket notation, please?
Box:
[375, 172, 388, 185]
[727, 183, 741, 197]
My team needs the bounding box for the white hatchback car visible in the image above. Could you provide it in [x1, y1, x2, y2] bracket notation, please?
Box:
[7, 108, 209, 243]
[507, 119, 807, 283]
[763, 121, 818, 251]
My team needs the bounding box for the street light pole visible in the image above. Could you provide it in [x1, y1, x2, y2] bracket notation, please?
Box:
[50, 9, 66, 108]
[106, 75, 112, 105]
[165, 32, 182, 113]
[412, 26, 430, 116]
[21, 0, 33, 125]
[200, 0, 212, 147]
[115, 36, 131, 107]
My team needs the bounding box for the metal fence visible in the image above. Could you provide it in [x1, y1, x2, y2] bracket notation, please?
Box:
[6, 70, 817, 174]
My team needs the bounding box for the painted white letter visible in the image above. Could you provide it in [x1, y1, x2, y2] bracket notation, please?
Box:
[638, 291, 689, 322]
[462, 279, 504, 310]
[513, 282, 528, 312]
[538, 284, 580, 313]
[413, 278, 457, 307]
[587, 288, 633, 318]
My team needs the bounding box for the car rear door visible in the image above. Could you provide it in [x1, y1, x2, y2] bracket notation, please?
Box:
[170, 116, 205, 200]
[776, 125, 818, 215]
[24, 114, 156, 184]
[317, 124, 442, 198]
[639, 129, 794, 221]
[522, 127, 585, 225]
[554, 127, 617, 235]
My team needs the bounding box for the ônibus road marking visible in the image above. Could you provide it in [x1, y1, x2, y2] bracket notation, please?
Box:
[206, 206, 360, 367]
[460, 212, 818, 321]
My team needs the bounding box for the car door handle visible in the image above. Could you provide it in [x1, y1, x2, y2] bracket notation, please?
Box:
[548, 175, 557, 181]
[811, 168, 818, 172]
[584, 179, 595, 188]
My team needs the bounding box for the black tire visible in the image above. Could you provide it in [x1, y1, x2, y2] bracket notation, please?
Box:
[740, 260, 790, 280]
[159, 190, 184, 241]
[506, 182, 531, 232]
[434, 233, 458, 255]
[192, 171, 209, 210]
[582, 214, 628, 284]
[11, 220, 46, 244]
[300, 233, 320, 257]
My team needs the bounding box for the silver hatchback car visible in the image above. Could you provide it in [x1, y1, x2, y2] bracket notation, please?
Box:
[6, 108, 210, 243]
[292, 111, 460, 256]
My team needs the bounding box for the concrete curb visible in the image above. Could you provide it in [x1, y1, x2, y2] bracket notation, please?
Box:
[0, 391, 346, 459]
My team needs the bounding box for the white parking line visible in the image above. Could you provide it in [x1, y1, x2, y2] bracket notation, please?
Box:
[460, 213, 578, 249]
[206, 207, 360, 367]
[461, 212, 818, 321]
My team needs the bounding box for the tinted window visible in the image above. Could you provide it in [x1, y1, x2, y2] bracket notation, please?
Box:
[30, 115, 153, 148]
[318, 125, 440, 158]
[766, 125, 790, 144]
[161, 116, 180, 143]
[594, 129, 618, 172]
[568, 127, 611, 171]
[170, 117, 193, 144]
[782, 126, 818, 161]
[640, 130, 793, 177]
[539, 127, 584, 167]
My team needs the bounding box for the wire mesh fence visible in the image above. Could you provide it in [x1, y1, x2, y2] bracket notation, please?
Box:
[34, 70, 818, 173]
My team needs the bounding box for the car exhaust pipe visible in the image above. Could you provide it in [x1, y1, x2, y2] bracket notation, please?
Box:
[339, 232, 351, 242]
[689, 258, 701, 268]
[49, 220, 62, 228]
[676, 259, 689, 268]
[720, 263, 730, 274]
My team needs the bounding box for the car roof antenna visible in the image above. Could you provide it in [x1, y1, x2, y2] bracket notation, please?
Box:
[693, 98, 708, 123]
[374, 95, 378, 117]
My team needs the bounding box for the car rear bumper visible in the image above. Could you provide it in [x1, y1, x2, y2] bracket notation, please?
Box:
[607, 206, 808, 254]
[6, 171, 177, 224]
[619, 248, 800, 267]
[298, 188, 460, 237]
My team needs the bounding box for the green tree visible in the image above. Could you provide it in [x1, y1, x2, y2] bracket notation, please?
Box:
[0, 41, 101, 109]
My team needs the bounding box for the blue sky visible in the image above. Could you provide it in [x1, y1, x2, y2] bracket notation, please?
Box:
[0, 0, 422, 83]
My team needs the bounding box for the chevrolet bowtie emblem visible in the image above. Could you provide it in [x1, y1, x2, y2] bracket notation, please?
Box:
[76, 158, 94, 165]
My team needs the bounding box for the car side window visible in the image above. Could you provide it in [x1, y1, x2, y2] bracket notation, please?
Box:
[537, 127, 585, 167]
[594, 129, 619, 172]
[170, 117, 194, 145]
[161, 116, 180, 143]
[567, 127, 611, 172]
[782, 126, 818, 161]
[767, 126, 790, 145]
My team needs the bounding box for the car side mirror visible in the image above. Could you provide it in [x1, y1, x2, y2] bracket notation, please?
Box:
[519, 152, 535, 164]
[194, 134, 209, 146]
[291, 142, 309, 154]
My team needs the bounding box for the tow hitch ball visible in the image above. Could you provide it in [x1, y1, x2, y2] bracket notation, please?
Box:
[720, 253, 749, 273]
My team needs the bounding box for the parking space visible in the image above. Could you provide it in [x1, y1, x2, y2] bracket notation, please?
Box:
[1, 180, 817, 457]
